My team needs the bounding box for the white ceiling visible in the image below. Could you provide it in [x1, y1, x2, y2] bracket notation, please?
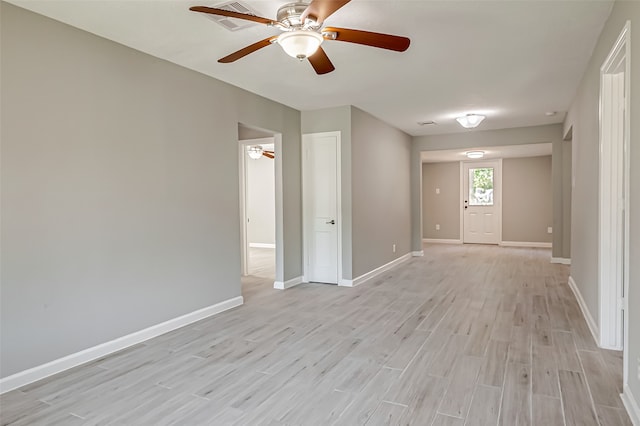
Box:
[421, 142, 552, 163]
[6, 0, 613, 136]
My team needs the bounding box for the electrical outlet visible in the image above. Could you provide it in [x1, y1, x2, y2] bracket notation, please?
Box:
[547, 227, 553, 234]
[637, 357, 640, 380]
[436, 224, 440, 231]
[392, 244, 396, 253]
[435, 188, 440, 194]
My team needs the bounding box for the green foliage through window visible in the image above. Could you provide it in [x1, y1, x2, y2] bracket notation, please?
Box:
[473, 168, 493, 190]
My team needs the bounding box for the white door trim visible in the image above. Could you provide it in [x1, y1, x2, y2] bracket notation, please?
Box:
[302, 131, 342, 285]
[598, 21, 630, 354]
[460, 159, 502, 244]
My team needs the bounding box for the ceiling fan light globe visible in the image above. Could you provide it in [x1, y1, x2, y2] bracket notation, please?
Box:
[456, 114, 486, 129]
[277, 30, 323, 59]
[247, 145, 264, 160]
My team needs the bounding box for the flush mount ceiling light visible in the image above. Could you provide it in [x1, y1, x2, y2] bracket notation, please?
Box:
[466, 151, 485, 159]
[277, 30, 323, 60]
[247, 145, 264, 160]
[456, 114, 486, 129]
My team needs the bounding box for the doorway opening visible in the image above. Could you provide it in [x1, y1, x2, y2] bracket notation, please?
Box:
[238, 124, 282, 295]
[598, 21, 629, 363]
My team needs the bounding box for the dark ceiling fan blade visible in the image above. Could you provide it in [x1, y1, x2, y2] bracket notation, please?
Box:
[189, 6, 276, 26]
[323, 27, 410, 52]
[263, 151, 275, 159]
[301, 0, 351, 24]
[218, 36, 278, 63]
[308, 47, 335, 75]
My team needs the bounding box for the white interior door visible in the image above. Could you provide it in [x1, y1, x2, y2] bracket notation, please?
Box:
[303, 132, 340, 284]
[463, 160, 501, 244]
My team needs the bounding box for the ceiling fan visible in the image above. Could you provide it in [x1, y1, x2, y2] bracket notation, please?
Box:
[190, 0, 411, 74]
[247, 145, 275, 159]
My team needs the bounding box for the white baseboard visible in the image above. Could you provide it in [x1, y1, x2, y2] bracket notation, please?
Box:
[249, 243, 276, 249]
[551, 257, 571, 265]
[0, 295, 244, 394]
[339, 253, 412, 288]
[422, 238, 462, 244]
[500, 241, 552, 248]
[568, 276, 600, 347]
[274, 275, 303, 290]
[622, 385, 640, 425]
[412, 250, 424, 257]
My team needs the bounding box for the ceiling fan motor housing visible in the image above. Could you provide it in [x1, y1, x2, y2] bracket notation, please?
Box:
[277, 2, 320, 29]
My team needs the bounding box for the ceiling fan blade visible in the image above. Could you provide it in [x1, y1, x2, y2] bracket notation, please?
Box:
[301, 0, 351, 24]
[189, 6, 276, 26]
[263, 152, 275, 159]
[323, 27, 410, 52]
[218, 36, 278, 63]
[308, 47, 335, 75]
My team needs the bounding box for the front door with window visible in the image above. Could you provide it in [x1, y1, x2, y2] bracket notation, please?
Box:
[463, 160, 501, 244]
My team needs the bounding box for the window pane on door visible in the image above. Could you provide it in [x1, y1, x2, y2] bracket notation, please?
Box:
[469, 167, 494, 206]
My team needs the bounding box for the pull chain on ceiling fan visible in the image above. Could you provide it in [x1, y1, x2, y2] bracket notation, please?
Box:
[190, 0, 410, 75]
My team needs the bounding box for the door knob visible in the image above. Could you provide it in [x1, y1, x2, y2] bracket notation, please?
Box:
[326, 219, 336, 225]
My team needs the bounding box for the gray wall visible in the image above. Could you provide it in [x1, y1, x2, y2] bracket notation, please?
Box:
[301, 106, 412, 280]
[422, 156, 553, 243]
[246, 155, 275, 246]
[351, 107, 412, 278]
[1, 3, 302, 378]
[422, 162, 460, 240]
[411, 124, 566, 257]
[564, 0, 640, 404]
[502, 156, 552, 243]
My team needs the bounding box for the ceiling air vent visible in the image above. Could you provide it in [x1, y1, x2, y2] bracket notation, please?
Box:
[206, 1, 261, 31]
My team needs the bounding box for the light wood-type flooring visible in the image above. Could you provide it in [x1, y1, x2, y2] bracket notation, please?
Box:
[247, 247, 276, 280]
[0, 244, 632, 425]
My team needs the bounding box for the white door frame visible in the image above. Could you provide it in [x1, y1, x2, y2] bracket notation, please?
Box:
[238, 135, 282, 284]
[598, 20, 630, 357]
[460, 159, 502, 244]
[302, 131, 342, 285]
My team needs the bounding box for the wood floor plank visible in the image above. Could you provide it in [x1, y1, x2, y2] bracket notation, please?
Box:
[558, 370, 599, 426]
[335, 367, 400, 425]
[427, 334, 469, 378]
[478, 340, 510, 388]
[498, 362, 531, 426]
[578, 350, 622, 408]
[384, 329, 430, 370]
[532, 343, 560, 397]
[395, 375, 448, 426]
[508, 325, 532, 365]
[278, 388, 353, 425]
[432, 413, 464, 425]
[532, 394, 564, 426]
[366, 401, 406, 426]
[437, 355, 483, 418]
[465, 384, 501, 426]
[595, 404, 634, 426]
[552, 331, 581, 372]
[490, 310, 513, 342]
